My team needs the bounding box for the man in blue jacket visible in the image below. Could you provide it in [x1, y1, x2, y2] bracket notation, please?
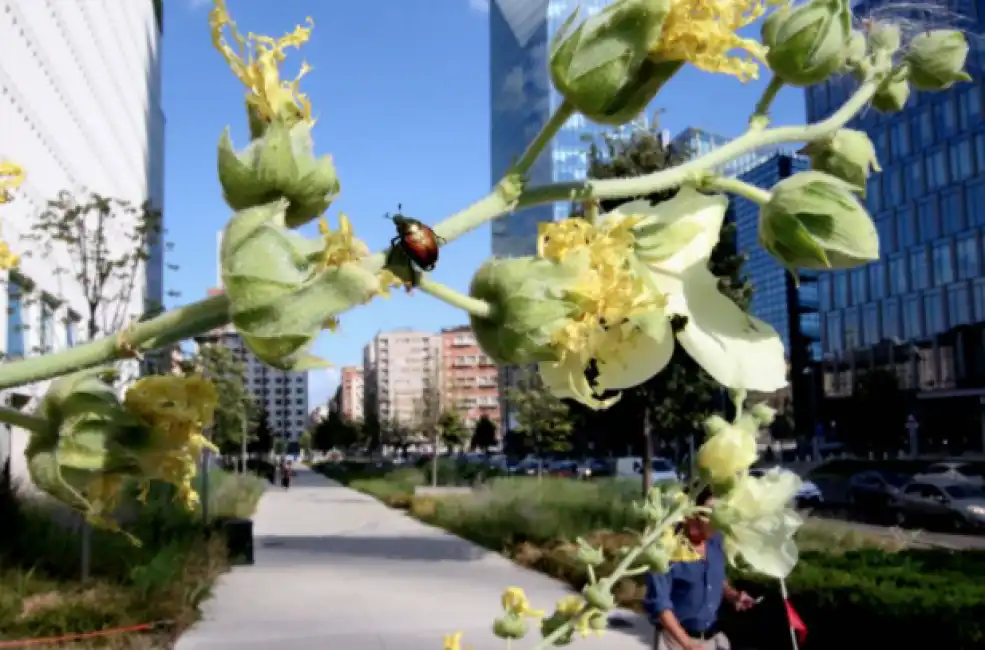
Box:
[642, 488, 757, 650]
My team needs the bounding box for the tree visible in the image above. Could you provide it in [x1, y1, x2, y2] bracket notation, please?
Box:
[298, 429, 313, 456]
[471, 415, 498, 453]
[191, 338, 254, 458]
[575, 118, 752, 486]
[438, 410, 470, 452]
[506, 369, 573, 467]
[414, 364, 444, 486]
[249, 404, 275, 456]
[311, 410, 360, 452]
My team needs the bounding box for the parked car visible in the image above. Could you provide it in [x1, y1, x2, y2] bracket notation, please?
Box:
[891, 478, 985, 532]
[578, 458, 612, 479]
[914, 461, 985, 486]
[510, 457, 543, 476]
[846, 469, 911, 520]
[547, 460, 580, 478]
[614, 456, 680, 484]
[749, 467, 824, 507]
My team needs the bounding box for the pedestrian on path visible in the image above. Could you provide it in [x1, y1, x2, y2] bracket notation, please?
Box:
[279, 459, 293, 489]
[642, 487, 758, 650]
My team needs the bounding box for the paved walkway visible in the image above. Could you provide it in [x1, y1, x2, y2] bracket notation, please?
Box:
[176, 467, 652, 650]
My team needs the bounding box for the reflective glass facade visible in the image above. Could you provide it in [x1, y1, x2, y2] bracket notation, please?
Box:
[489, 0, 657, 257]
[805, 1, 985, 400]
[671, 127, 784, 178]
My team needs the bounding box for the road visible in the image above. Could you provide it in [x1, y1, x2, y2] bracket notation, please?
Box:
[807, 514, 985, 550]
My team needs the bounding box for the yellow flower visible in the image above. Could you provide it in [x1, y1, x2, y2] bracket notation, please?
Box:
[318, 213, 370, 269]
[501, 587, 545, 618]
[661, 526, 703, 563]
[650, 0, 774, 80]
[376, 269, 407, 297]
[209, 0, 314, 123]
[556, 595, 584, 618]
[0, 161, 24, 204]
[535, 217, 673, 409]
[0, 241, 19, 270]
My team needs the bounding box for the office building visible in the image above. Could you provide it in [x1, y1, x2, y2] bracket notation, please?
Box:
[805, 1, 985, 446]
[339, 366, 364, 422]
[671, 127, 783, 178]
[727, 153, 819, 430]
[362, 329, 440, 428]
[440, 325, 501, 430]
[1, 0, 165, 488]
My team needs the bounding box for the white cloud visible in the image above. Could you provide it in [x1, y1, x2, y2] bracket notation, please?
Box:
[469, 0, 490, 13]
[307, 367, 341, 411]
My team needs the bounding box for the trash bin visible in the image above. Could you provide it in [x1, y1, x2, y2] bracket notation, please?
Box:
[215, 517, 254, 566]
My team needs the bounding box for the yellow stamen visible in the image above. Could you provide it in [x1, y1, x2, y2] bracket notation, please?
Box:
[318, 213, 370, 269]
[651, 0, 772, 81]
[209, 0, 315, 123]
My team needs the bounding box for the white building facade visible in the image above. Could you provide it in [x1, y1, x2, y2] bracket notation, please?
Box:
[0, 0, 165, 486]
[363, 329, 441, 428]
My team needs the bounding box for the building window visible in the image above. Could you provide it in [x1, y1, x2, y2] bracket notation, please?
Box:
[40, 298, 55, 354]
[885, 167, 903, 205]
[951, 138, 974, 181]
[915, 107, 934, 148]
[863, 304, 880, 345]
[874, 127, 888, 161]
[917, 199, 939, 242]
[851, 268, 868, 305]
[948, 283, 971, 326]
[905, 160, 923, 201]
[924, 290, 945, 334]
[833, 272, 848, 308]
[968, 181, 985, 227]
[910, 247, 930, 290]
[941, 189, 964, 235]
[866, 174, 883, 213]
[6, 278, 24, 358]
[925, 149, 948, 191]
[889, 254, 907, 296]
[896, 207, 914, 248]
[959, 86, 982, 128]
[974, 279, 985, 321]
[932, 240, 954, 286]
[957, 232, 980, 279]
[827, 311, 844, 352]
[890, 121, 910, 159]
[934, 98, 957, 137]
[903, 295, 922, 339]
[844, 307, 860, 348]
[869, 262, 886, 300]
[818, 274, 832, 310]
[882, 299, 900, 339]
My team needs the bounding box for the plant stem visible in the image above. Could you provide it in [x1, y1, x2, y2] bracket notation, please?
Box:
[702, 176, 773, 206]
[0, 295, 230, 390]
[515, 100, 575, 176]
[750, 76, 785, 128]
[0, 406, 47, 432]
[415, 276, 493, 319]
[515, 73, 884, 207]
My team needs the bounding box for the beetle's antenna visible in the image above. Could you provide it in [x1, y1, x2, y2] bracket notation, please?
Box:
[397, 203, 403, 213]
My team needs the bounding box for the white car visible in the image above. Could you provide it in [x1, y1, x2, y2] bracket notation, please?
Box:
[614, 456, 680, 484]
[915, 462, 985, 486]
[749, 467, 823, 507]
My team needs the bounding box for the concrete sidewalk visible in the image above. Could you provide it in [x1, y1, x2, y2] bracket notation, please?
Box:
[175, 467, 652, 650]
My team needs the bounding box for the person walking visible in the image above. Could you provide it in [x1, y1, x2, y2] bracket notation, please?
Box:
[643, 488, 758, 650]
[279, 458, 293, 489]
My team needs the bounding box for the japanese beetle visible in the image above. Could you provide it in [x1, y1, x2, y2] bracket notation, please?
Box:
[388, 204, 443, 272]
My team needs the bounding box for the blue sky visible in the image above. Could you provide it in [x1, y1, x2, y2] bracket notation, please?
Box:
[164, 0, 807, 407]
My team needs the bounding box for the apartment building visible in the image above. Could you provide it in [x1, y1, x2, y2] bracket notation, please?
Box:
[362, 329, 440, 428]
[200, 290, 310, 441]
[2, 0, 165, 489]
[440, 325, 501, 429]
[340, 366, 364, 422]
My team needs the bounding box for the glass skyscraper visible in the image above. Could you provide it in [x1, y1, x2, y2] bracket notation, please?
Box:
[489, 0, 657, 257]
[804, 1, 985, 447]
[671, 127, 782, 178]
[727, 154, 820, 432]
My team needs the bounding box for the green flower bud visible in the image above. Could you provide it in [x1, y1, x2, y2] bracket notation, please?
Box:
[468, 255, 587, 365]
[639, 543, 671, 574]
[871, 76, 910, 114]
[905, 30, 973, 91]
[217, 119, 340, 228]
[840, 29, 867, 70]
[540, 613, 575, 646]
[759, 171, 880, 273]
[575, 538, 606, 567]
[703, 414, 730, 437]
[763, 0, 853, 86]
[588, 613, 609, 631]
[581, 584, 615, 612]
[494, 615, 529, 640]
[221, 199, 383, 371]
[749, 403, 778, 427]
[868, 22, 901, 54]
[802, 129, 881, 193]
[549, 0, 679, 125]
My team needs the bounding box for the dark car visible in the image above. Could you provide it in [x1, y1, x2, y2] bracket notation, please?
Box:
[891, 479, 985, 532]
[547, 460, 580, 478]
[846, 469, 911, 521]
[578, 458, 612, 479]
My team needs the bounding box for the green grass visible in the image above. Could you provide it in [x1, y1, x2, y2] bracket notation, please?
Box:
[0, 469, 266, 646]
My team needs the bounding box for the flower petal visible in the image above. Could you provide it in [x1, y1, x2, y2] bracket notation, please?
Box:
[673, 267, 788, 393]
[631, 187, 728, 274]
[538, 359, 621, 410]
[595, 327, 674, 391]
[729, 512, 802, 578]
